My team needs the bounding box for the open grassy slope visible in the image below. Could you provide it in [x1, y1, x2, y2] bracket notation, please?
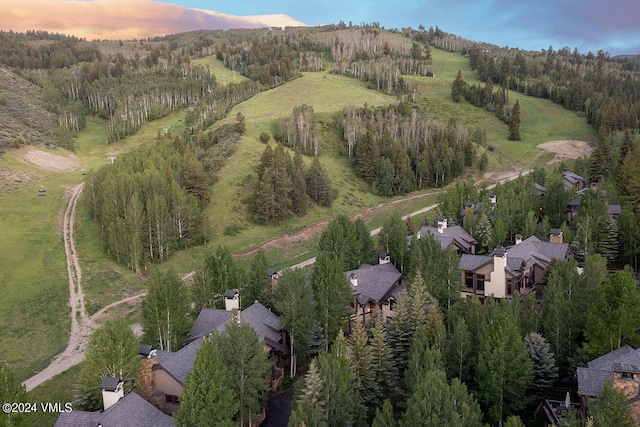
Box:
[0, 47, 596, 381]
[191, 56, 250, 85]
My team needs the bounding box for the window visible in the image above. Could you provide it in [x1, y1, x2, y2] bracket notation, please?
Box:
[477, 274, 485, 292]
[506, 278, 513, 296]
[166, 395, 180, 404]
[465, 272, 474, 289]
[389, 299, 396, 311]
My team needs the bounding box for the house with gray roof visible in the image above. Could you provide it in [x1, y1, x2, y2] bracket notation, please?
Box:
[459, 235, 570, 302]
[577, 345, 640, 424]
[55, 391, 175, 427]
[414, 216, 477, 255]
[345, 261, 404, 323]
[144, 301, 286, 414]
[562, 170, 586, 192]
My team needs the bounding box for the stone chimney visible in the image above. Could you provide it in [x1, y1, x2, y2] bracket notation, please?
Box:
[549, 229, 563, 244]
[349, 273, 358, 287]
[101, 377, 124, 411]
[515, 234, 522, 245]
[612, 363, 640, 399]
[224, 289, 240, 312]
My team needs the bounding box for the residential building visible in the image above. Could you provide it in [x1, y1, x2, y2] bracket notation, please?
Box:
[577, 345, 640, 423]
[414, 216, 477, 255]
[562, 170, 586, 192]
[459, 234, 570, 302]
[55, 378, 175, 427]
[138, 300, 287, 414]
[345, 260, 404, 323]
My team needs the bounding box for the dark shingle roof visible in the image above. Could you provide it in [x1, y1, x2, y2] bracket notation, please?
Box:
[156, 338, 203, 385]
[344, 263, 402, 306]
[224, 289, 239, 298]
[459, 254, 492, 271]
[608, 204, 622, 215]
[418, 225, 477, 253]
[55, 393, 174, 427]
[138, 344, 153, 358]
[187, 308, 232, 341]
[578, 345, 640, 397]
[100, 377, 121, 392]
[219, 301, 281, 344]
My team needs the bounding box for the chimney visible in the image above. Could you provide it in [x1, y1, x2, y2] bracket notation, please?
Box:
[515, 234, 522, 245]
[101, 377, 124, 411]
[349, 273, 358, 287]
[378, 252, 390, 264]
[549, 229, 563, 244]
[489, 193, 497, 208]
[224, 289, 240, 312]
[492, 246, 508, 298]
[436, 215, 448, 231]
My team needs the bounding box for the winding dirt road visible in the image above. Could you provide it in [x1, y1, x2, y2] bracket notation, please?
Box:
[21, 139, 592, 391]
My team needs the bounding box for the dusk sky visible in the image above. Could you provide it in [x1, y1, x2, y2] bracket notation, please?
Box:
[1, 0, 639, 55]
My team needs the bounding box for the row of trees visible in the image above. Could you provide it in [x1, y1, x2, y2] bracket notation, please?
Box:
[84, 137, 207, 271]
[336, 103, 479, 193]
[274, 104, 319, 155]
[251, 144, 335, 224]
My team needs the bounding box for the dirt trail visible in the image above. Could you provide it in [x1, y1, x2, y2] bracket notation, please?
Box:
[24, 183, 93, 391]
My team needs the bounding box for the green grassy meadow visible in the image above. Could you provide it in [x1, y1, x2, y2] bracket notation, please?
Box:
[0, 48, 596, 382]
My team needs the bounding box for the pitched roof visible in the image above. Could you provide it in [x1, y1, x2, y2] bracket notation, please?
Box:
[218, 301, 282, 345]
[187, 308, 232, 342]
[608, 204, 622, 215]
[156, 338, 203, 385]
[100, 377, 121, 392]
[563, 171, 585, 186]
[418, 225, 477, 253]
[459, 254, 492, 271]
[344, 262, 403, 306]
[578, 345, 640, 397]
[55, 392, 175, 427]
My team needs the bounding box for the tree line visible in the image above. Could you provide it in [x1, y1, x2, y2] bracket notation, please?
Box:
[335, 103, 479, 193]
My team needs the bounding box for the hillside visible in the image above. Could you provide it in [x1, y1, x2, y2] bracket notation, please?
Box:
[0, 67, 57, 152]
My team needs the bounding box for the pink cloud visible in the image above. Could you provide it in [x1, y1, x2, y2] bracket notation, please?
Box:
[0, 0, 306, 40]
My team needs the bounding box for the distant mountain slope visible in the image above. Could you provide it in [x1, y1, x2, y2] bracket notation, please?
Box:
[0, 67, 57, 152]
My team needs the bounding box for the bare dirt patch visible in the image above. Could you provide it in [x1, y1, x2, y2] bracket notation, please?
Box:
[537, 140, 592, 164]
[0, 165, 39, 193]
[22, 149, 80, 172]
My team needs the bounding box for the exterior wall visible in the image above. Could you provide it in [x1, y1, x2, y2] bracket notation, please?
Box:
[153, 368, 183, 413]
[612, 373, 639, 399]
[485, 256, 507, 299]
[462, 263, 494, 296]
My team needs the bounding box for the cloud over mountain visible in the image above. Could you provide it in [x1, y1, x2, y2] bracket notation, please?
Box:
[0, 0, 306, 40]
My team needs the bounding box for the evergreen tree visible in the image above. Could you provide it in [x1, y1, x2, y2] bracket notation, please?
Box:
[584, 269, 640, 358]
[596, 215, 618, 262]
[288, 359, 327, 427]
[476, 312, 533, 424]
[451, 70, 466, 102]
[311, 252, 353, 350]
[290, 151, 308, 215]
[175, 335, 237, 427]
[318, 215, 361, 271]
[348, 316, 380, 414]
[378, 213, 409, 272]
[356, 130, 380, 185]
[369, 309, 397, 398]
[372, 399, 396, 427]
[141, 269, 189, 352]
[192, 246, 241, 310]
[590, 381, 635, 427]
[218, 321, 272, 426]
[0, 363, 27, 427]
[589, 127, 611, 182]
[274, 268, 315, 377]
[306, 156, 336, 207]
[508, 99, 521, 141]
[524, 332, 558, 400]
[244, 249, 270, 309]
[354, 218, 374, 264]
[377, 157, 396, 196]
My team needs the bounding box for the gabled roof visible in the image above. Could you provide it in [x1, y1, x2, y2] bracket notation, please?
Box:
[418, 225, 477, 253]
[187, 308, 232, 342]
[345, 262, 402, 307]
[608, 204, 622, 215]
[55, 392, 175, 427]
[217, 301, 282, 345]
[563, 171, 585, 186]
[578, 345, 640, 397]
[100, 377, 121, 392]
[156, 338, 203, 385]
[459, 236, 569, 274]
